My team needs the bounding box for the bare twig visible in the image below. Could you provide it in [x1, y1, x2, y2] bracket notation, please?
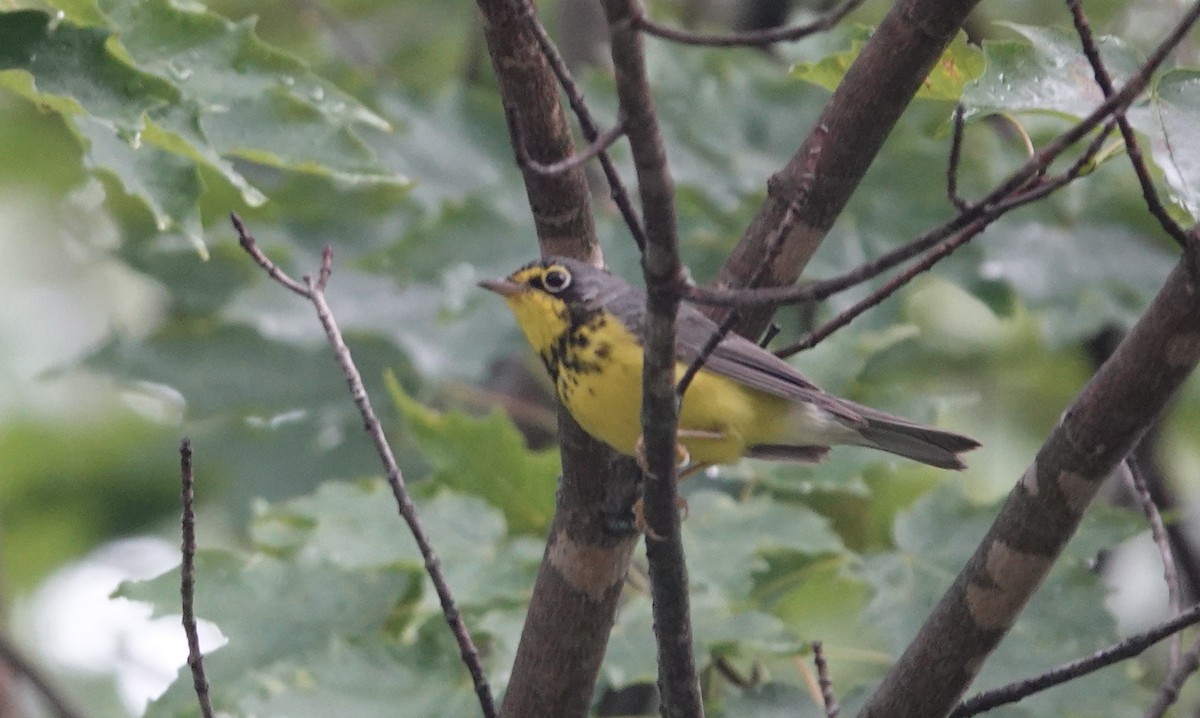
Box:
[636, 0, 868, 47]
[676, 128, 827, 396]
[1145, 632, 1200, 718]
[685, 116, 1114, 314]
[676, 201, 799, 397]
[0, 632, 86, 718]
[515, 115, 628, 176]
[231, 215, 496, 718]
[517, 0, 648, 249]
[1121, 458, 1183, 670]
[813, 641, 839, 718]
[947, 104, 970, 212]
[951, 601, 1200, 717]
[179, 439, 214, 718]
[711, 656, 754, 690]
[1066, 0, 1199, 270]
[771, 120, 1114, 356]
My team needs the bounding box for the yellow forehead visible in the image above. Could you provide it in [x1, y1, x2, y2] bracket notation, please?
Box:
[508, 264, 564, 284]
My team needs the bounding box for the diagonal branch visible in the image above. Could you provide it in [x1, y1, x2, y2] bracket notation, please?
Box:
[712, 0, 985, 338]
[232, 216, 496, 718]
[516, 0, 649, 249]
[951, 601, 1200, 717]
[636, 0, 868, 48]
[1066, 0, 1198, 268]
[858, 252, 1200, 718]
[0, 632, 86, 718]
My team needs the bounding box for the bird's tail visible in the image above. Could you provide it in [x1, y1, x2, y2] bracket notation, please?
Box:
[850, 405, 979, 470]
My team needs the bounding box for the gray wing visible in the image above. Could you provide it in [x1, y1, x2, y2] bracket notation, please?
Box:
[605, 289, 865, 426]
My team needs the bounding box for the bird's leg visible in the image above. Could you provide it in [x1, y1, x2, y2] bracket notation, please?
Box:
[633, 429, 721, 539]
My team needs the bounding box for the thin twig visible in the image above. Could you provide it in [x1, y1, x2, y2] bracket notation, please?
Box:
[675, 201, 799, 397]
[515, 115, 628, 176]
[711, 655, 754, 690]
[178, 439, 214, 718]
[675, 127, 827, 396]
[1121, 458, 1183, 671]
[813, 641, 839, 718]
[947, 104, 970, 212]
[231, 215, 496, 718]
[518, 0, 648, 249]
[685, 116, 1114, 313]
[598, 0, 703, 713]
[636, 0, 868, 47]
[1145, 632, 1200, 718]
[771, 120, 1115, 357]
[1066, 0, 1199, 270]
[951, 601, 1200, 717]
[0, 632, 86, 718]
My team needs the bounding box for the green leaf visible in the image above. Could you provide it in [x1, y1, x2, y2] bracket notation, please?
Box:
[963, 24, 1144, 120]
[682, 490, 843, 598]
[232, 632, 483, 718]
[791, 27, 983, 101]
[120, 550, 421, 718]
[251, 482, 542, 609]
[0, 1, 408, 242]
[1149, 70, 1200, 219]
[978, 221, 1177, 343]
[388, 374, 559, 535]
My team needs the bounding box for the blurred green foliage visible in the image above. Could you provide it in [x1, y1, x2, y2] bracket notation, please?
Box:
[1, 0, 1199, 715]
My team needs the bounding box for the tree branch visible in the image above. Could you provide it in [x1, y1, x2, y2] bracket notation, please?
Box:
[599, 0, 703, 715]
[636, 0, 868, 48]
[472, 2, 644, 715]
[0, 632, 86, 718]
[232, 216, 496, 717]
[951, 601, 1200, 717]
[858, 254, 1200, 718]
[178, 439, 214, 718]
[712, 0, 984, 338]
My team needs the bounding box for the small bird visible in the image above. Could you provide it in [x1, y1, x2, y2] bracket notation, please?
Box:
[480, 256, 979, 473]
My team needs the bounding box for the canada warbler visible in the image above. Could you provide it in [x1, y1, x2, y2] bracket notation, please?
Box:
[480, 256, 979, 470]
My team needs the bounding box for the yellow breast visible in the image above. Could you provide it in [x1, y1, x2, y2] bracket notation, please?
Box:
[551, 311, 793, 465]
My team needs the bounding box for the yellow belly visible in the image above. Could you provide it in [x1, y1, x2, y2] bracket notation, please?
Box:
[554, 329, 793, 465]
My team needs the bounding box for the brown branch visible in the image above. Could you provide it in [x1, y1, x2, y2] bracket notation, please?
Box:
[950, 601, 1200, 717]
[1066, 0, 1199, 269]
[473, 2, 646, 716]
[772, 119, 1114, 355]
[947, 104, 970, 212]
[599, 0, 703, 715]
[516, 0, 649, 250]
[676, 201, 801, 396]
[635, 0, 868, 47]
[231, 215, 496, 718]
[1145, 632, 1200, 718]
[0, 632, 86, 718]
[476, 0, 600, 261]
[1121, 459, 1183, 670]
[711, 0, 985, 339]
[858, 254, 1200, 718]
[515, 115, 628, 176]
[813, 641, 840, 718]
[179, 439, 214, 718]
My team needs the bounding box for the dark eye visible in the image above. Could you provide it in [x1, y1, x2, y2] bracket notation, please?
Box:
[543, 267, 572, 293]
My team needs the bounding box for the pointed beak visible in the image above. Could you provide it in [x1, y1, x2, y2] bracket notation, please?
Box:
[478, 277, 525, 298]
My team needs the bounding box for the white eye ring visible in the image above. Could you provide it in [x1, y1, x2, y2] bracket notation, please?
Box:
[543, 267, 572, 293]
